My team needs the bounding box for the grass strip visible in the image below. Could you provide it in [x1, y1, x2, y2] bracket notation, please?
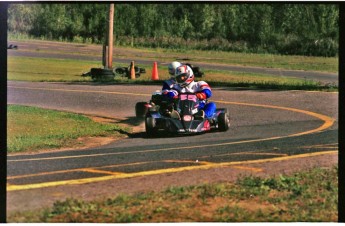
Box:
[8, 56, 337, 91]
[7, 105, 130, 153]
[7, 166, 338, 222]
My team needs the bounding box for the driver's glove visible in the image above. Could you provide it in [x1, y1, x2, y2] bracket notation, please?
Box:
[163, 90, 178, 99]
[196, 92, 207, 100]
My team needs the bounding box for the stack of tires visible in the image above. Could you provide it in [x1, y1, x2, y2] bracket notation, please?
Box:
[90, 68, 115, 81]
[185, 63, 204, 78]
[114, 66, 146, 79]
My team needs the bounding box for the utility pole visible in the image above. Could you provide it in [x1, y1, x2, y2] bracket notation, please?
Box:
[107, 3, 114, 69]
[88, 3, 115, 81]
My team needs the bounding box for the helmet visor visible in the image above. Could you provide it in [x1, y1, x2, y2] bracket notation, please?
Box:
[176, 73, 188, 84]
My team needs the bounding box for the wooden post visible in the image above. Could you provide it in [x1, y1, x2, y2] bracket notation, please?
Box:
[108, 4, 114, 69]
[102, 44, 107, 67]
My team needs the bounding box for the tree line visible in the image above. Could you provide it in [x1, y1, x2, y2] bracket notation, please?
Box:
[8, 3, 339, 57]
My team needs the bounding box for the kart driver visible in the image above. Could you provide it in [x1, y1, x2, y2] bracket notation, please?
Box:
[162, 61, 182, 90]
[162, 65, 216, 119]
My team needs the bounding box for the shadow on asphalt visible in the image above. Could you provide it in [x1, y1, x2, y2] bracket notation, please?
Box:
[115, 117, 170, 139]
[118, 116, 144, 127]
[115, 116, 205, 139]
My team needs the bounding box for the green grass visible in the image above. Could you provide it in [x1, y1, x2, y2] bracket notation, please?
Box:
[7, 166, 338, 222]
[7, 105, 130, 153]
[8, 56, 101, 82]
[158, 48, 338, 73]
[8, 56, 337, 91]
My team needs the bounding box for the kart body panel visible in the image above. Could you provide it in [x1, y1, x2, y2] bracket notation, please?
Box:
[144, 92, 229, 135]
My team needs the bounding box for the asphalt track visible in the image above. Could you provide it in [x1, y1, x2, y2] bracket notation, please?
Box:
[7, 81, 338, 193]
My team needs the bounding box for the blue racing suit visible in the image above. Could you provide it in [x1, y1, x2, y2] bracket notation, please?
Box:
[162, 80, 216, 118]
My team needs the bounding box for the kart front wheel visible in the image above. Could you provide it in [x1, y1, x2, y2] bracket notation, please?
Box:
[218, 112, 230, 131]
[145, 116, 158, 136]
[135, 102, 149, 118]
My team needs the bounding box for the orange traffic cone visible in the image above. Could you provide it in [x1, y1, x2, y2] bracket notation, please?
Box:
[130, 61, 136, 80]
[151, 62, 159, 80]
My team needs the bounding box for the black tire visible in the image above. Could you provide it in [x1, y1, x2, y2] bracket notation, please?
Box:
[145, 116, 158, 136]
[90, 68, 114, 81]
[186, 63, 194, 68]
[135, 66, 141, 78]
[217, 108, 228, 113]
[197, 71, 205, 77]
[91, 68, 114, 75]
[8, 44, 18, 49]
[114, 67, 127, 74]
[218, 112, 230, 131]
[191, 66, 204, 78]
[192, 66, 200, 72]
[124, 66, 141, 78]
[134, 66, 140, 74]
[135, 102, 149, 118]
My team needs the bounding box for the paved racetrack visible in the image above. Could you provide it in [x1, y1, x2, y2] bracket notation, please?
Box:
[7, 80, 338, 213]
[6, 41, 338, 213]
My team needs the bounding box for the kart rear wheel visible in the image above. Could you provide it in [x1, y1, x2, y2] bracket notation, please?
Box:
[135, 102, 149, 118]
[218, 112, 230, 131]
[145, 116, 158, 136]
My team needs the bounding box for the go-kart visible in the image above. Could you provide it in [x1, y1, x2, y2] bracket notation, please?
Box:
[143, 92, 230, 136]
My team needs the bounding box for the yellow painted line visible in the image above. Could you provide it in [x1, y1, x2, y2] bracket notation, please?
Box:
[198, 152, 288, 159]
[238, 152, 288, 156]
[303, 90, 338, 94]
[214, 100, 335, 137]
[7, 150, 337, 191]
[302, 143, 338, 149]
[100, 161, 155, 169]
[80, 169, 125, 176]
[5, 157, 270, 181]
[8, 161, 157, 179]
[2, 136, 308, 163]
[230, 166, 263, 172]
[8, 168, 82, 179]
[6, 158, 254, 181]
[214, 150, 338, 168]
[163, 160, 212, 165]
[7, 159, 211, 181]
[304, 146, 338, 149]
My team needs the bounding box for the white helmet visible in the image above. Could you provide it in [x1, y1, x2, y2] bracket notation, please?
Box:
[175, 65, 194, 87]
[168, 61, 182, 77]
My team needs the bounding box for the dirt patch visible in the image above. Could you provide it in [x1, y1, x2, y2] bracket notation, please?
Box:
[89, 116, 144, 134]
[76, 136, 118, 148]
